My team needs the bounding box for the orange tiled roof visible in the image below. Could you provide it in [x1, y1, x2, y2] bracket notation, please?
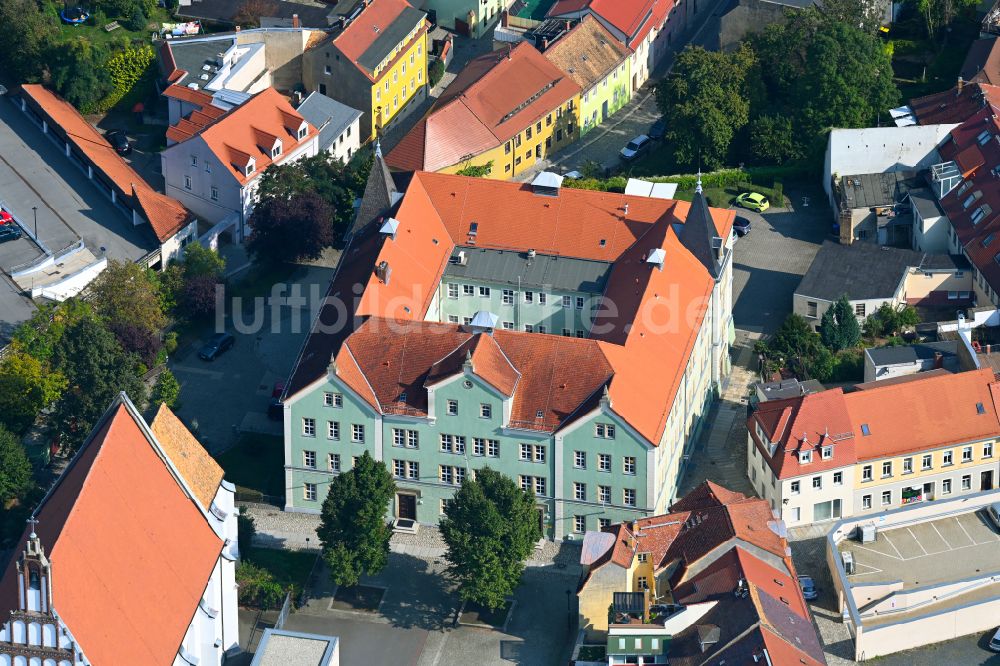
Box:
[386, 42, 581, 172]
[331, 0, 425, 79]
[150, 403, 224, 511]
[909, 82, 1000, 125]
[589, 0, 671, 49]
[168, 87, 317, 185]
[20, 84, 193, 242]
[0, 400, 222, 665]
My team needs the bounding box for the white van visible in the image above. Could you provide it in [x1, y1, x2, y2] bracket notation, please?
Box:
[989, 627, 1000, 652]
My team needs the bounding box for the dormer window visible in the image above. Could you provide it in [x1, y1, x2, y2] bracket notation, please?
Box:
[821, 445, 833, 460]
[297, 122, 308, 140]
[799, 450, 812, 464]
[978, 129, 992, 145]
[271, 141, 282, 159]
[245, 161, 255, 176]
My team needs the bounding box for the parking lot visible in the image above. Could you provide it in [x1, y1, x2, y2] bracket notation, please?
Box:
[0, 96, 159, 341]
[847, 510, 1000, 589]
[169, 264, 336, 453]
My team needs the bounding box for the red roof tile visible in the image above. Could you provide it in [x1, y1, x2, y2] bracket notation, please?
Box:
[547, 0, 592, 16]
[332, 0, 425, 79]
[167, 87, 317, 186]
[0, 400, 222, 665]
[749, 389, 857, 480]
[909, 82, 1000, 125]
[385, 42, 581, 172]
[589, 0, 671, 49]
[20, 84, 192, 242]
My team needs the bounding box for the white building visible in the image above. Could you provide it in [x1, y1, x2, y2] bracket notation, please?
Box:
[295, 92, 362, 164]
[161, 86, 319, 234]
[0, 395, 239, 665]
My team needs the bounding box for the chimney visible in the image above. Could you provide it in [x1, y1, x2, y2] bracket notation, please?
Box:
[934, 351, 944, 368]
[958, 76, 965, 94]
[235, 25, 241, 32]
[501, 9, 509, 27]
[564, 19, 571, 31]
[839, 208, 853, 246]
[375, 260, 391, 284]
[540, 37, 549, 50]
[292, 13, 300, 28]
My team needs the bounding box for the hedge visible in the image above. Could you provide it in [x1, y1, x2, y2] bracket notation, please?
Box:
[92, 44, 155, 113]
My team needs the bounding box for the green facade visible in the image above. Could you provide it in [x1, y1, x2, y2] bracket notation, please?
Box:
[607, 631, 670, 657]
[284, 367, 655, 539]
[579, 59, 632, 136]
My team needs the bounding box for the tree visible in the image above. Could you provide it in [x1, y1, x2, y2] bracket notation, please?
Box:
[763, 313, 835, 381]
[0, 425, 33, 506]
[0, 0, 55, 82]
[820, 296, 862, 351]
[818, 307, 839, 350]
[13, 300, 95, 363]
[821, 0, 891, 35]
[51, 318, 147, 452]
[749, 114, 803, 164]
[235, 561, 284, 608]
[247, 192, 336, 264]
[182, 243, 227, 279]
[317, 451, 396, 588]
[440, 467, 540, 610]
[49, 39, 114, 113]
[0, 349, 66, 435]
[233, 0, 278, 27]
[656, 45, 754, 169]
[864, 303, 919, 338]
[151, 370, 181, 409]
[89, 260, 167, 335]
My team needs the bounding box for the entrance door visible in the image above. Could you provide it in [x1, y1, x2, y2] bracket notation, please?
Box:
[602, 100, 609, 122]
[982, 470, 995, 491]
[397, 493, 417, 521]
[923, 481, 935, 501]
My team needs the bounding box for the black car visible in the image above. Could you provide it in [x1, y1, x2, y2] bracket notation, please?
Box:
[106, 130, 131, 156]
[649, 118, 667, 140]
[733, 215, 752, 236]
[0, 225, 22, 243]
[198, 332, 234, 361]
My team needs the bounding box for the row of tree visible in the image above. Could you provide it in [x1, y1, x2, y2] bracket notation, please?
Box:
[658, 5, 899, 170]
[758, 297, 919, 382]
[315, 453, 540, 611]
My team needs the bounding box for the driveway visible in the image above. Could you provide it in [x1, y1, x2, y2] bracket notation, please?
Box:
[731, 184, 830, 336]
[169, 263, 336, 453]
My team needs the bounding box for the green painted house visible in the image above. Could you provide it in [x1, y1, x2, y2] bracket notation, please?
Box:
[281, 165, 735, 540]
[543, 15, 632, 136]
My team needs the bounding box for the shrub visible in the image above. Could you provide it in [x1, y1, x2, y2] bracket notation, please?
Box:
[429, 59, 445, 87]
[95, 44, 155, 113]
[236, 561, 284, 608]
[151, 369, 181, 409]
[238, 511, 257, 555]
[123, 7, 146, 31]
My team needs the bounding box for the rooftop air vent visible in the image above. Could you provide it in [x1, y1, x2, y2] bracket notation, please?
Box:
[450, 251, 468, 266]
[646, 248, 666, 270]
[379, 217, 399, 239]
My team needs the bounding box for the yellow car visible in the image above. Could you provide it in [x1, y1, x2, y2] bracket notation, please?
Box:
[735, 192, 770, 212]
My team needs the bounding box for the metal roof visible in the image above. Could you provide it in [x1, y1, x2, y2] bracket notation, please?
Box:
[357, 6, 425, 71]
[444, 246, 612, 293]
[296, 91, 362, 152]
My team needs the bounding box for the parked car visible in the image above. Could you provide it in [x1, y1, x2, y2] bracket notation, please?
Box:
[0, 225, 22, 243]
[989, 627, 1000, 652]
[563, 170, 583, 179]
[198, 332, 234, 361]
[733, 215, 751, 237]
[986, 502, 1000, 530]
[106, 130, 131, 156]
[649, 118, 667, 140]
[735, 192, 770, 212]
[798, 575, 818, 601]
[0, 210, 14, 225]
[620, 134, 651, 161]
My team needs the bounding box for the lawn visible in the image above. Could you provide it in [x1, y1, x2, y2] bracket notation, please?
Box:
[243, 546, 316, 593]
[673, 183, 785, 209]
[215, 433, 285, 501]
[49, 4, 174, 49]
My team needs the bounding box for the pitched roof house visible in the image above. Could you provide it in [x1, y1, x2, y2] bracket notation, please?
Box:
[161, 86, 319, 232]
[0, 395, 240, 665]
[386, 42, 581, 178]
[281, 168, 736, 536]
[577, 481, 826, 665]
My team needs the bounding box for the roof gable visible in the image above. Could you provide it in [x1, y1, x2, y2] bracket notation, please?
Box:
[542, 15, 630, 92]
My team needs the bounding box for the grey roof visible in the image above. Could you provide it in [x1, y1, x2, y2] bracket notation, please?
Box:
[909, 187, 945, 221]
[251, 629, 339, 666]
[679, 190, 721, 279]
[169, 38, 235, 82]
[838, 171, 923, 210]
[349, 148, 399, 239]
[357, 6, 426, 71]
[865, 340, 959, 366]
[176, 0, 335, 26]
[753, 378, 824, 401]
[796, 241, 967, 302]
[444, 247, 612, 293]
[296, 91, 362, 152]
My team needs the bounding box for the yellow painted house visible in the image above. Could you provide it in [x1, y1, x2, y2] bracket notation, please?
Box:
[304, 0, 429, 142]
[386, 41, 581, 179]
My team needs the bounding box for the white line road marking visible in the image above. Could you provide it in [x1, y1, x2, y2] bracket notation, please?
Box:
[853, 543, 903, 561]
[882, 532, 905, 560]
[954, 516, 976, 546]
[907, 527, 928, 555]
[930, 523, 951, 551]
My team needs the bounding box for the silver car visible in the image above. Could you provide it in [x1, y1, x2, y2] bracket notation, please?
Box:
[620, 134, 651, 161]
[986, 503, 1000, 531]
[798, 575, 818, 601]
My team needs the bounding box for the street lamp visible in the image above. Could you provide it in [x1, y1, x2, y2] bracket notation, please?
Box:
[31, 206, 37, 241]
